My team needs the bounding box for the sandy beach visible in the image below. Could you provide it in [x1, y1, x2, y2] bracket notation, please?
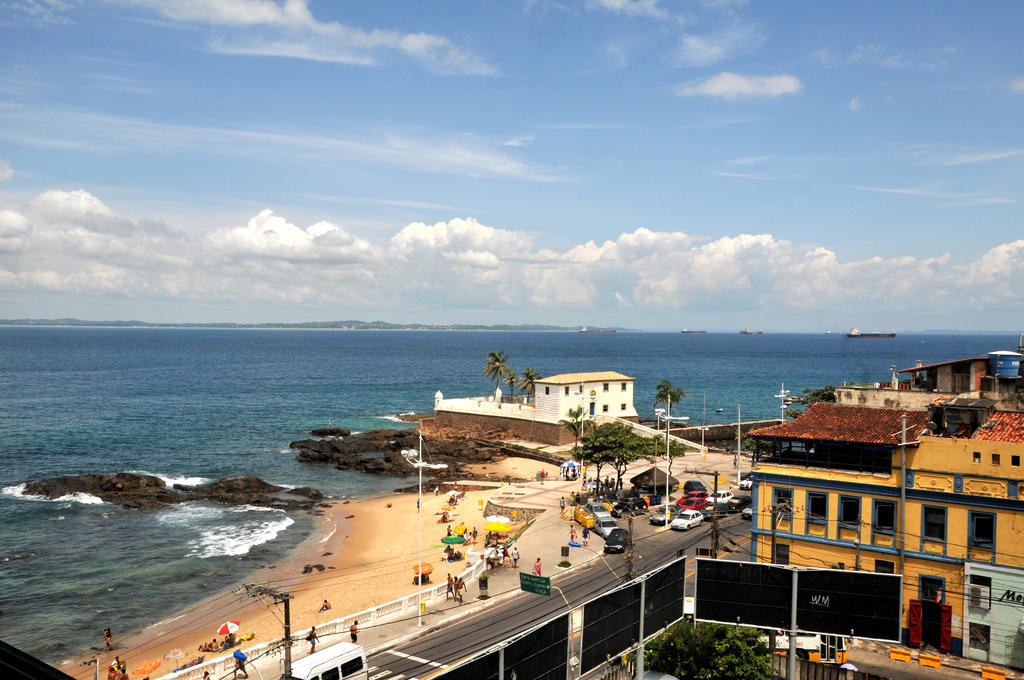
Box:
[60, 454, 564, 679]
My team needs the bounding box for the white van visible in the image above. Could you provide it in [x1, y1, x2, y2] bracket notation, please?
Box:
[283, 641, 368, 680]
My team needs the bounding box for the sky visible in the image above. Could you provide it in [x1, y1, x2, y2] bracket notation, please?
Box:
[0, 0, 1022, 331]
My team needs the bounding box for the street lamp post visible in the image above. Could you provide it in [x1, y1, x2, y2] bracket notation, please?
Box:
[774, 382, 790, 423]
[401, 431, 447, 627]
[655, 404, 688, 520]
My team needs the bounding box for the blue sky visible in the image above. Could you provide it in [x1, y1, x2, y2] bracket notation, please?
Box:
[0, 0, 1021, 330]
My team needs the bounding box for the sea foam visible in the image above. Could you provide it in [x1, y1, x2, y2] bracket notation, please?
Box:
[187, 514, 295, 558]
[1, 484, 105, 505]
[129, 470, 210, 487]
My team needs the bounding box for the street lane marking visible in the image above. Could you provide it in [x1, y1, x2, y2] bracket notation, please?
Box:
[382, 650, 442, 667]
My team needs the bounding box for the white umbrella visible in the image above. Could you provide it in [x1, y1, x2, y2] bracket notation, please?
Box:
[485, 515, 510, 524]
[560, 460, 579, 468]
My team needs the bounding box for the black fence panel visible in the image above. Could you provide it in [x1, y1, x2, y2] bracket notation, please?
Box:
[644, 558, 686, 634]
[695, 559, 791, 630]
[796, 569, 902, 642]
[504, 614, 569, 680]
[581, 583, 641, 674]
[434, 650, 499, 680]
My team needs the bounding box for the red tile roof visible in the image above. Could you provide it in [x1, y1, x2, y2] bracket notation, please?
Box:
[974, 412, 1024, 444]
[749, 403, 928, 446]
[898, 357, 988, 374]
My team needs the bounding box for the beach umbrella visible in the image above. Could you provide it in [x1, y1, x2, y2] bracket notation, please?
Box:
[133, 659, 161, 675]
[452, 524, 469, 535]
[163, 648, 186, 660]
[485, 521, 511, 532]
[442, 504, 455, 511]
[217, 620, 241, 636]
[441, 535, 466, 544]
[412, 562, 433, 575]
[485, 515, 510, 524]
[560, 460, 579, 468]
[839, 663, 858, 671]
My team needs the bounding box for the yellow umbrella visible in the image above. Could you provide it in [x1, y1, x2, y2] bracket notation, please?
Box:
[452, 524, 469, 535]
[485, 521, 511, 532]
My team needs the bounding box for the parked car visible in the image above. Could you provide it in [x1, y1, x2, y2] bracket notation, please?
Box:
[612, 497, 648, 517]
[594, 516, 619, 539]
[675, 496, 708, 511]
[726, 494, 752, 513]
[738, 472, 753, 490]
[604, 527, 629, 553]
[670, 509, 704, 531]
[741, 507, 753, 520]
[700, 504, 729, 521]
[649, 506, 674, 526]
[585, 501, 613, 520]
[573, 505, 595, 529]
[686, 489, 709, 501]
[710, 490, 734, 506]
[683, 479, 707, 494]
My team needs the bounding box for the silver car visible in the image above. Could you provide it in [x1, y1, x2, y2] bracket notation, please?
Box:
[594, 516, 619, 539]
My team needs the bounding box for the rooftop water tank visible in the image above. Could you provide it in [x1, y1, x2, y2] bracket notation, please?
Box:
[989, 351, 1022, 378]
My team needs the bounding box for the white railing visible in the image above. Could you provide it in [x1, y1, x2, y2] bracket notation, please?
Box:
[590, 415, 706, 452]
[154, 553, 488, 680]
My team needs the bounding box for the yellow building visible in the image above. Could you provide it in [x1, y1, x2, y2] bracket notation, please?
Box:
[748, 402, 1024, 667]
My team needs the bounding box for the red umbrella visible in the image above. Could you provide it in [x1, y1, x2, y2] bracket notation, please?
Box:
[217, 620, 241, 636]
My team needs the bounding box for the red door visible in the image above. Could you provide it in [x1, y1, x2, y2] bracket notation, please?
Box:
[940, 604, 952, 652]
[908, 599, 922, 648]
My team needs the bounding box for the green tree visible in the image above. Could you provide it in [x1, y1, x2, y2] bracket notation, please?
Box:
[786, 384, 837, 419]
[504, 369, 518, 397]
[580, 422, 668, 491]
[518, 367, 541, 397]
[644, 622, 772, 680]
[653, 379, 690, 412]
[484, 351, 510, 394]
[558, 405, 585, 453]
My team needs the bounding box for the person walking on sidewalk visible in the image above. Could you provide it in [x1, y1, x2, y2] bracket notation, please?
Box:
[582, 526, 590, 547]
[350, 620, 358, 643]
[306, 626, 318, 653]
[569, 526, 577, 544]
[533, 557, 542, 576]
[446, 573, 454, 600]
[511, 545, 519, 568]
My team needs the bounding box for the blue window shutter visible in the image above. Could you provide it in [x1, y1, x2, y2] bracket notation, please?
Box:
[954, 475, 963, 494]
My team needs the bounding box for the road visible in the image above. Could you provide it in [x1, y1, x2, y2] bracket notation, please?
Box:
[365, 515, 751, 680]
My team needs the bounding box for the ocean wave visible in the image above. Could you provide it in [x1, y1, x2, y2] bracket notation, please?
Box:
[187, 515, 295, 558]
[318, 527, 337, 544]
[1, 484, 104, 505]
[128, 470, 210, 487]
[379, 412, 415, 423]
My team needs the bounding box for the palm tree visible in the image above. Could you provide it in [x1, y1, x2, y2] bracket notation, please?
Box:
[518, 367, 541, 397]
[559, 405, 585, 452]
[653, 379, 689, 414]
[504, 369, 518, 397]
[484, 351, 510, 394]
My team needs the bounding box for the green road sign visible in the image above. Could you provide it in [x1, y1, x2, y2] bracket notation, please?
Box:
[519, 572, 551, 596]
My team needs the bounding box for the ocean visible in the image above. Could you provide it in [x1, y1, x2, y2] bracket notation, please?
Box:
[0, 327, 1017, 662]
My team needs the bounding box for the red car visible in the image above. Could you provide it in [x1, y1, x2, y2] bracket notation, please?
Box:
[686, 490, 709, 501]
[676, 496, 708, 511]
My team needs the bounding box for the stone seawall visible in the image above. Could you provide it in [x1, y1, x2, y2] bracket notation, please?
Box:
[431, 410, 571, 446]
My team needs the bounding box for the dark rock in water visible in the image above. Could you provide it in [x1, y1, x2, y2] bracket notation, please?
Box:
[310, 427, 350, 437]
[290, 429, 496, 478]
[290, 486, 324, 499]
[23, 473, 323, 511]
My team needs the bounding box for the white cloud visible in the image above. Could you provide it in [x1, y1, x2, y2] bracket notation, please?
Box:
[673, 24, 765, 67]
[847, 96, 862, 111]
[584, 0, 667, 20]
[1010, 78, 1024, 93]
[942, 149, 1024, 166]
[116, 0, 495, 75]
[0, 156, 12, 182]
[206, 209, 378, 263]
[3, 188, 1024, 326]
[673, 72, 802, 99]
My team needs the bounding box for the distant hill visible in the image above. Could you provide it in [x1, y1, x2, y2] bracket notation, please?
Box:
[0, 318, 632, 332]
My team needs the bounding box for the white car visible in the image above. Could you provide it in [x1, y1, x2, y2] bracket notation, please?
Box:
[711, 490, 734, 506]
[670, 509, 703, 531]
[585, 501, 613, 521]
[738, 477, 753, 490]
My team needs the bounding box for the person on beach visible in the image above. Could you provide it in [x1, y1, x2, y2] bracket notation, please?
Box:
[582, 526, 590, 547]
[103, 628, 113, 650]
[533, 558, 542, 576]
[350, 620, 358, 643]
[472, 527, 478, 543]
[306, 626, 318, 653]
[560, 496, 566, 511]
[446, 573, 454, 600]
[319, 599, 331, 613]
[511, 545, 519, 568]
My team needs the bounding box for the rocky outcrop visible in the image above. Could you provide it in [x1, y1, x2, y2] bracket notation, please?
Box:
[290, 429, 497, 478]
[23, 473, 322, 511]
[310, 427, 350, 437]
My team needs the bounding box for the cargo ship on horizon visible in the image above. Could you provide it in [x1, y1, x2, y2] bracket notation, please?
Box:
[847, 327, 895, 338]
[739, 328, 763, 335]
[579, 326, 616, 334]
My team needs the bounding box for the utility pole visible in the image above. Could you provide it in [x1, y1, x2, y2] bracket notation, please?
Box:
[241, 583, 293, 677]
[626, 514, 635, 579]
[711, 474, 720, 559]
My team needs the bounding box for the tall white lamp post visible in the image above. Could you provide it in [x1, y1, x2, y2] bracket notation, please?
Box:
[774, 382, 790, 423]
[401, 432, 447, 627]
[655, 405, 688, 519]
